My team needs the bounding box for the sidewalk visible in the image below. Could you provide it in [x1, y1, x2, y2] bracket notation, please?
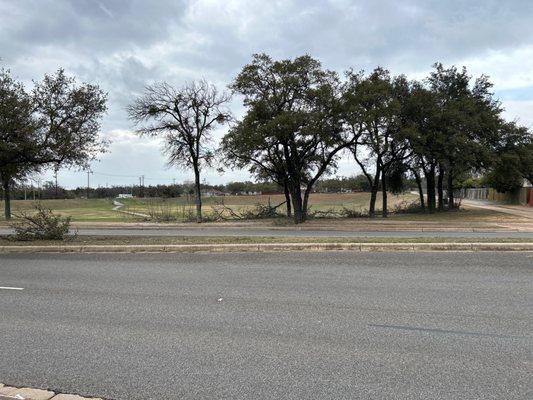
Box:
[0, 383, 101, 400]
[461, 199, 533, 220]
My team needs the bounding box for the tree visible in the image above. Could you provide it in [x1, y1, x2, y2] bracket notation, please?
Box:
[400, 80, 443, 213]
[128, 80, 231, 222]
[343, 68, 409, 217]
[224, 54, 352, 223]
[222, 114, 294, 217]
[0, 68, 107, 219]
[428, 64, 501, 209]
[487, 121, 533, 192]
[0, 69, 35, 219]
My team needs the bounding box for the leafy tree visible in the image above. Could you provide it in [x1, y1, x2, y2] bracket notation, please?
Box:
[128, 80, 231, 222]
[222, 113, 294, 217]
[0, 69, 35, 218]
[400, 80, 444, 213]
[343, 68, 410, 217]
[224, 54, 352, 223]
[386, 161, 408, 195]
[427, 64, 501, 209]
[487, 152, 524, 192]
[487, 121, 533, 192]
[0, 68, 107, 219]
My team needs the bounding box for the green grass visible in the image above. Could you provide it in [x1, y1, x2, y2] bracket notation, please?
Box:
[0, 235, 531, 246]
[0, 198, 128, 222]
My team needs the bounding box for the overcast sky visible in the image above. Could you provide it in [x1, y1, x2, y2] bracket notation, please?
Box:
[1, 0, 532, 188]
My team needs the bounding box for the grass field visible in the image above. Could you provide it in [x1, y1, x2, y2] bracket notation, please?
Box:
[0, 192, 523, 224]
[121, 192, 418, 220]
[0, 198, 124, 222]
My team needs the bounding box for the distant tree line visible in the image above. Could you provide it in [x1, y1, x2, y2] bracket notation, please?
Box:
[2, 176, 382, 201]
[2, 180, 283, 200]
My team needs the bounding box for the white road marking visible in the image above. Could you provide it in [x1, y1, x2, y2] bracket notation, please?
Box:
[0, 286, 24, 291]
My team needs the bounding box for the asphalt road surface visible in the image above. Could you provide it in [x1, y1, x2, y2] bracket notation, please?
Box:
[1, 226, 533, 238]
[1, 252, 532, 399]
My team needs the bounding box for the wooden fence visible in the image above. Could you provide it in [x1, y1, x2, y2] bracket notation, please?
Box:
[460, 187, 532, 206]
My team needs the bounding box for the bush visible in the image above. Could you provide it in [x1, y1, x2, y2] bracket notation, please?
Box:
[10, 203, 72, 241]
[391, 200, 426, 214]
[340, 206, 366, 218]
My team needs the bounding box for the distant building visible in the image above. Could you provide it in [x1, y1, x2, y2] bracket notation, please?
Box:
[117, 193, 133, 198]
[202, 190, 231, 197]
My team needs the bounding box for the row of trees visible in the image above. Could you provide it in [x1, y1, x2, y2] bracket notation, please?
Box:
[0, 68, 107, 218]
[2, 174, 405, 201]
[2, 55, 532, 223]
[130, 54, 532, 223]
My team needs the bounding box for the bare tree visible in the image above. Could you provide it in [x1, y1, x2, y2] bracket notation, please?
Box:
[128, 80, 231, 222]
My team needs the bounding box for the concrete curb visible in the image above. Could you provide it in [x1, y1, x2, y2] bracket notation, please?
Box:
[0, 384, 101, 399]
[0, 242, 532, 253]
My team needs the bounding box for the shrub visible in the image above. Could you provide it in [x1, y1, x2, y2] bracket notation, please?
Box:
[10, 203, 72, 241]
[340, 206, 366, 218]
[391, 200, 425, 214]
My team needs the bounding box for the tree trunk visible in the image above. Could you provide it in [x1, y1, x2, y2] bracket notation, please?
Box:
[413, 169, 425, 211]
[368, 166, 381, 218]
[283, 180, 292, 218]
[302, 186, 312, 222]
[193, 165, 202, 223]
[381, 169, 388, 218]
[290, 182, 304, 224]
[437, 165, 445, 211]
[3, 180, 11, 220]
[447, 169, 455, 209]
[425, 164, 436, 213]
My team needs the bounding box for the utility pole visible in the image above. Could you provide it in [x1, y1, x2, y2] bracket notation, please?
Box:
[86, 170, 91, 199]
[54, 167, 59, 199]
[139, 175, 145, 197]
[35, 178, 41, 200]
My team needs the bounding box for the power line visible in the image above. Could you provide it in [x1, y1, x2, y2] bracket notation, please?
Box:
[91, 171, 141, 179]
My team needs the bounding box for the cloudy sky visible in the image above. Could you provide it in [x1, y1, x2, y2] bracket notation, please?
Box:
[1, 0, 532, 188]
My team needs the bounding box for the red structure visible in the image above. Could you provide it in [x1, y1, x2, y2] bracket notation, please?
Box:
[528, 188, 533, 207]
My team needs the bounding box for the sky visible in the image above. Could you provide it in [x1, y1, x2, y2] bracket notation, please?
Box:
[1, 0, 533, 189]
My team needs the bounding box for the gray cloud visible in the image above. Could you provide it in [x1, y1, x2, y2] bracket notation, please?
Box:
[1, 0, 532, 188]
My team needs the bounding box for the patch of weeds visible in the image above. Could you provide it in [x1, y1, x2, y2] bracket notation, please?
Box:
[392, 201, 426, 214]
[9, 203, 74, 241]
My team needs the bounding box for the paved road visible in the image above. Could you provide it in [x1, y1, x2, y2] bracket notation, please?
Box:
[1, 226, 533, 238]
[1, 252, 532, 399]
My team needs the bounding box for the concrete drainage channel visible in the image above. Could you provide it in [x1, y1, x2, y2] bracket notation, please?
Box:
[0, 383, 102, 400]
[0, 242, 532, 253]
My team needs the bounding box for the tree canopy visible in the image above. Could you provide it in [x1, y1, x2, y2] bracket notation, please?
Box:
[0, 68, 107, 218]
[223, 53, 353, 223]
[128, 79, 231, 222]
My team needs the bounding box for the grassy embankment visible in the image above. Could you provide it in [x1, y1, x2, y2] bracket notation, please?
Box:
[0, 235, 531, 246]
